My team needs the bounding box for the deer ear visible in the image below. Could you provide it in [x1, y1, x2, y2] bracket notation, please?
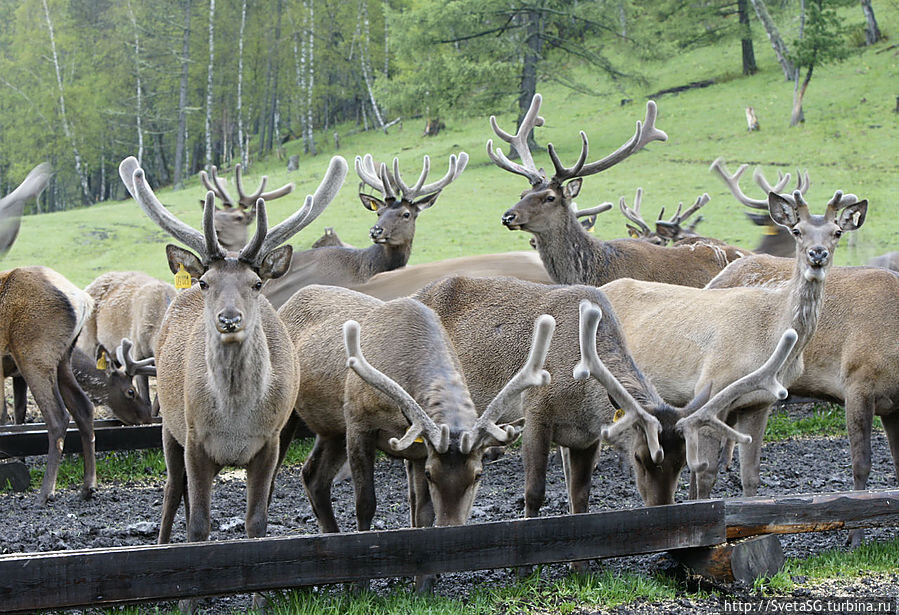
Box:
[655, 222, 679, 241]
[166, 245, 205, 278]
[412, 192, 440, 211]
[258, 244, 293, 280]
[626, 224, 641, 238]
[837, 200, 867, 232]
[359, 193, 385, 212]
[767, 193, 799, 228]
[564, 178, 582, 199]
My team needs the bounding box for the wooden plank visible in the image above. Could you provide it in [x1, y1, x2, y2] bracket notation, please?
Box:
[0, 423, 162, 458]
[672, 534, 784, 584]
[0, 500, 724, 612]
[725, 490, 899, 539]
[0, 419, 156, 434]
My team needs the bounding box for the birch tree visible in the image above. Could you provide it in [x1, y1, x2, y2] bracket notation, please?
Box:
[237, 0, 248, 168]
[306, 0, 316, 154]
[359, 0, 387, 132]
[204, 0, 216, 170]
[41, 0, 91, 204]
[173, 0, 192, 188]
[749, 0, 795, 80]
[860, 0, 881, 45]
[126, 1, 144, 165]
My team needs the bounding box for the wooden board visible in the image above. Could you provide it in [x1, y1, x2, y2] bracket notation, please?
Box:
[0, 422, 162, 458]
[725, 490, 899, 539]
[0, 500, 724, 612]
[673, 534, 784, 584]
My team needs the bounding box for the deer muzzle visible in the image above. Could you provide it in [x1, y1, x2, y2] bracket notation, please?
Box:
[369, 225, 387, 243]
[501, 211, 521, 230]
[216, 311, 245, 340]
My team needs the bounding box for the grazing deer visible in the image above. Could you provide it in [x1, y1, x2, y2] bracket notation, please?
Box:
[78, 271, 175, 406]
[0, 267, 96, 504]
[619, 188, 714, 246]
[117, 153, 346, 591]
[0, 162, 51, 255]
[868, 251, 899, 272]
[710, 158, 810, 258]
[278, 286, 552, 543]
[414, 276, 798, 517]
[262, 152, 467, 307]
[491, 95, 744, 287]
[199, 163, 295, 251]
[3, 340, 154, 427]
[602, 189, 867, 500]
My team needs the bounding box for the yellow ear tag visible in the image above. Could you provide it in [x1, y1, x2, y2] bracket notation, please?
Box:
[588, 225, 596, 233]
[96, 351, 108, 371]
[174, 263, 192, 290]
[764, 224, 780, 236]
[613, 408, 625, 423]
[413, 437, 424, 444]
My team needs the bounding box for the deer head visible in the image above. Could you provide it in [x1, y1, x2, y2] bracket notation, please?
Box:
[492, 94, 667, 236]
[355, 152, 467, 249]
[199, 164, 295, 252]
[619, 188, 710, 245]
[343, 313, 554, 526]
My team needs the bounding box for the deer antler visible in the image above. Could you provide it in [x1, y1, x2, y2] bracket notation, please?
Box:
[390, 152, 469, 203]
[573, 301, 664, 464]
[674, 328, 798, 473]
[459, 314, 555, 454]
[115, 338, 156, 377]
[575, 202, 613, 219]
[355, 154, 398, 201]
[343, 320, 450, 453]
[200, 165, 294, 210]
[655, 193, 710, 237]
[824, 190, 860, 221]
[618, 188, 652, 237]
[487, 93, 546, 186]
[711, 158, 811, 211]
[0, 162, 51, 254]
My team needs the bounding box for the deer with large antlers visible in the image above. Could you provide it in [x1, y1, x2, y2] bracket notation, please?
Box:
[199, 164, 295, 252]
[602, 189, 867, 500]
[710, 158, 810, 258]
[413, 276, 799, 521]
[276, 285, 553, 588]
[118, 155, 346, 610]
[262, 152, 467, 308]
[491, 95, 745, 288]
[618, 188, 720, 247]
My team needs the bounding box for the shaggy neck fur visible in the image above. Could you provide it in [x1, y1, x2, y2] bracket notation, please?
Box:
[205, 315, 271, 413]
[533, 207, 611, 286]
[780, 253, 827, 372]
[360, 242, 412, 277]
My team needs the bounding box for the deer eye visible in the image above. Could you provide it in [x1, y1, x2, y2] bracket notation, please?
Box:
[834, 229, 843, 238]
[253, 281, 263, 291]
[791, 228, 801, 237]
[546, 195, 555, 203]
[198, 279, 208, 290]
[126, 388, 136, 399]
[424, 470, 433, 482]
[403, 211, 411, 219]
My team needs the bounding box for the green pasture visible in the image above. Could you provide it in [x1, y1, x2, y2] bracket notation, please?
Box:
[2, 4, 897, 287]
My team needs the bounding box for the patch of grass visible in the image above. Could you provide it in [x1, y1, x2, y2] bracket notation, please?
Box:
[27, 449, 168, 491]
[283, 437, 315, 467]
[765, 404, 847, 441]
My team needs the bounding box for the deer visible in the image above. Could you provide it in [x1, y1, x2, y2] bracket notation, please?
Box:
[118, 154, 346, 611]
[618, 188, 713, 246]
[413, 275, 796, 528]
[710, 158, 810, 258]
[529, 202, 612, 250]
[3, 339, 154, 427]
[78, 271, 175, 407]
[199, 163, 295, 251]
[310, 226, 350, 249]
[868, 251, 899, 272]
[261, 152, 467, 308]
[601, 189, 867, 502]
[491, 94, 745, 288]
[276, 285, 553, 588]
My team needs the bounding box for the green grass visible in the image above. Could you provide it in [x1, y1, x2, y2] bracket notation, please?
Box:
[2, 4, 896, 286]
[765, 403, 884, 442]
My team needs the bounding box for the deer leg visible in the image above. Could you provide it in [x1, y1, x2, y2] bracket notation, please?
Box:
[733, 407, 771, 497]
[57, 352, 97, 499]
[522, 423, 552, 519]
[245, 439, 279, 539]
[406, 458, 437, 594]
[880, 411, 899, 485]
[12, 376, 28, 424]
[184, 439, 222, 543]
[300, 434, 347, 534]
[17, 359, 67, 505]
[159, 427, 186, 544]
[346, 425, 378, 532]
[269, 411, 300, 505]
[845, 389, 875, 548]
[566, 442, 599, 515]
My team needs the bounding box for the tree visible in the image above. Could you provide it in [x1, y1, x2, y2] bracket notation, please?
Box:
[860, 0, 881, 46]
[788, 0, 850, 126]
[204, 0, 215, 171]
[173, 0, 192, 188]
[749, 0, 795, 80]
[737, 0, 758, 75]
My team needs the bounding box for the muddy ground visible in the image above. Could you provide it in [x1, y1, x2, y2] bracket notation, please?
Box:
[1, 403, 898, 614]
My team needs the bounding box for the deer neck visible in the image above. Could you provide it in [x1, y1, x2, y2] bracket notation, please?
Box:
[779, 255, 827, 367]
[534, 209, 608, 286]
[364, 242, 412, 276]
[205, 317, 271, 410]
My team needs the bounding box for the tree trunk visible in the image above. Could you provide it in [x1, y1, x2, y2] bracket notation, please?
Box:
[204, 0, 216, 170]
[127, 1, 144, 165]
[860, 0, 881, 45]
[237, 0, 248, 168]
[267, 0, 283, 155]
[360, 0, 387, 132]
[748, 0, 795, 80]
[306, 0, 316, 155]
[173, 0, 191, 189]
[790, 65, 813, 126]
[515, 5, 544, 157]
[737, 0, 757, 75]
[42, 0, 92, 204]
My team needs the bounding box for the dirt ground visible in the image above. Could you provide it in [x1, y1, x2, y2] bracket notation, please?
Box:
[1, 403, 898, 614]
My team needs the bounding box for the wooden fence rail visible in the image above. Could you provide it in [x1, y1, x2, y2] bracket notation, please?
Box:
[0, 419, 162, 458]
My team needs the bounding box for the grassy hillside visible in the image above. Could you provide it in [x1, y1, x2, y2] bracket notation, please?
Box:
[3, 3, 896, 287]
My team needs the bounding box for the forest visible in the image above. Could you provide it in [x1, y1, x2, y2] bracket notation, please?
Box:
[0, 0, 884, 213]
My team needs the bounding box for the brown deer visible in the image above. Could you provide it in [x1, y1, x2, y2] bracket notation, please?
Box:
[602, 189, 867, 501]
[78, 271, 175, 407]
[618, 188, 713, 246]
[868, 251, 899, 272]
[710, 158, 810, 258]
[199, 163, 295, 251]
[0, 267, 97, 504]
[262, 152, 467, 308]
[0, 162, 51, 254]
[414, 276, 796, 520]
[117, 154, 346, 608]
[3, 340, 154, 427]
[491, 95, 744, 287]
[310, 226, 350, 248]
[277, 285, 552, 586]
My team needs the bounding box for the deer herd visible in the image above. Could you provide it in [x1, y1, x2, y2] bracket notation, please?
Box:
[1, 94, 896, 602]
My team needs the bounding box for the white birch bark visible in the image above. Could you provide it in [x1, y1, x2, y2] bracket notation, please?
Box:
[237, 0, 248, 168]
[749, 0, 795, 80]
[306, 0, 316, 154]
[127, 1, 144, 165]
[359, 0, 386, 132]
[41, 0, 91, 203]
[173, 0, 191, 189]
[204, 0, 216, 170]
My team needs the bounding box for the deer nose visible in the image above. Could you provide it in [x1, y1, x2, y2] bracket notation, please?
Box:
[217, 311, 243, 332]
[501, 211, 518, 226]
[369, 225, 384, 239]
[807, 247, 829, 265]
